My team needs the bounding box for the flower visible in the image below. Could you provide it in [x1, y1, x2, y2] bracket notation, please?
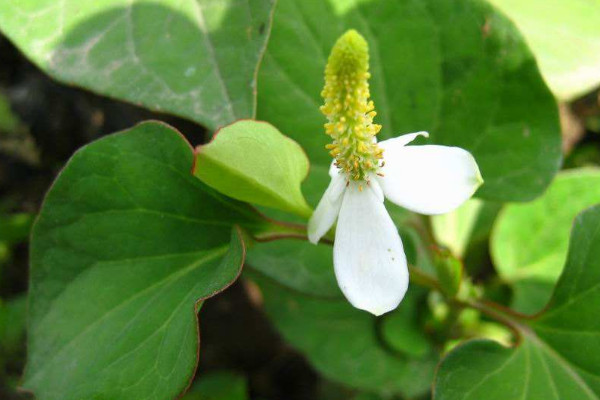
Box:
[308, 30, 483, 316]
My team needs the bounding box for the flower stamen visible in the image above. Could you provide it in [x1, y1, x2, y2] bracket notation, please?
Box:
[320, 29, 382, 181]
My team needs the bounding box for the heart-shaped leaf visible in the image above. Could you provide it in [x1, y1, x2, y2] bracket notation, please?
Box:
[0, 0, 275, 130]
[194, 120, 312, 217]
[24, 122, 265, 400]
[257, 0, 561, 203]
[435, 205, 600, 400]
[491, 168, 600, 313]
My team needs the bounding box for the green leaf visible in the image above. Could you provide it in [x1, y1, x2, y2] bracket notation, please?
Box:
[435, 205, 600, 400]
[380, 287, 432, 358]
[194, 120, 312, 217]
[24, 122, 262, 400]
[249, 272, 437, 398]
[257, 0, 561, 203]
[0, 93, 20, 133]
[0, 213, 35, 244]
[491, 168, 600, 313]
[246, 239, 339, 298]
[487, 0, 600, 100]
[0, 295, 27, 357]
[432, 199, 500, 258]
[432, 249, 463, 298]
[0, 0, 275, 130]
[181, 371, 248, 400]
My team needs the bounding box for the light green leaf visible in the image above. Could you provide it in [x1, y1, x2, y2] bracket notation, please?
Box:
[432, 199, 500, 258]
[0, 0, 275, 130]
[24, 122, 262, 400]
[491, 168, 600, 313]
[181, 371, 248, 400]
[249, 272, 437, 398]
[194, 120, 312, 217]
[487, 0, 600, 100]
[432, 249, 463, 298]
[257, 0, 561, 204]
[435, 205, 600, 399]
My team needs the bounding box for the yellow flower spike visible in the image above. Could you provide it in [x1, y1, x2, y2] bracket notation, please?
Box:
[321, 29, 382, 181]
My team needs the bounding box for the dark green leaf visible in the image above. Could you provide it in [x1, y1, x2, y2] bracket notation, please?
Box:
[24, 122, 259, 400]
[0, 295, 27, 358]
[0, 213, 35, 244]
[246, 239, 339, 298]
[435, 205, 600, 399]
[380, 287, 432, 358]
[181, 371, 248, 400]
[257, 0, 561, 203]
[250, 272, 437, 398]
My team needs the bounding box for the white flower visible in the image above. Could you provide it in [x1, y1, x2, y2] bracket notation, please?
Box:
[308, 131, 483, 316]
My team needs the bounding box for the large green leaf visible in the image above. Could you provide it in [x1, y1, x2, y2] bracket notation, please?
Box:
[24, 122, 264, 400]
[491, 169, 600, 313]
[249, 272, 437, 398]
[257, 0, 560, 203]
[487, 0, 600, 100]
[0, 0, 275, 130]
[246, 239, 339, 297]
[435, 205, 600, 400]
[194, 120, 312, 217]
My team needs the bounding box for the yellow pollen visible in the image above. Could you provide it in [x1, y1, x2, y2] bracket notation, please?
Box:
[320, 29, 383, 181]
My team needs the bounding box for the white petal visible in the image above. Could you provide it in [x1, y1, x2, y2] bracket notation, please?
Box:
[367, 175, 384, 202]
[382, 131, 429, 148]
[308, 174, 346, 244]
[378, 142, 483, 215]
[329, 160, 341, 178]
[334, 183, 408, 316]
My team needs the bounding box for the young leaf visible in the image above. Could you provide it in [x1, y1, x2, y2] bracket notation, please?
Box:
[487, 0, 600, 100]
[435, 205, 600, 400]
[194, 120, 312, 217]
[492, 168, 600, 313]
[24, 122, 263, 400]
[0, 0, 275, 130]
[257, 0, 561, 203]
